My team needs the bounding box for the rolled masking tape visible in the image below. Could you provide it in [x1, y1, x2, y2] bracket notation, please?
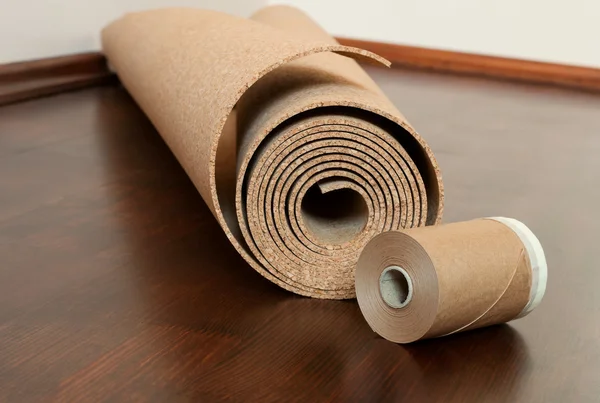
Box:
[101, 6, 444, 299]
[355, 218, 547, 343]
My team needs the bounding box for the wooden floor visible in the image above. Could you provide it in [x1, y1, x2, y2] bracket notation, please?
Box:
[1, 67, 599, 402]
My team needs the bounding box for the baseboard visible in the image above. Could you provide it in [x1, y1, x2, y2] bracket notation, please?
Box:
[1, 41, 599, 106]
[337, 37, 600, 93]
[0, 53, 115, 106]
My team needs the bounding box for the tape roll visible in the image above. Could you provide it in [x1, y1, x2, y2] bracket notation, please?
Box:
[355, 218, 547, 343]
[101, 6, 443, 298]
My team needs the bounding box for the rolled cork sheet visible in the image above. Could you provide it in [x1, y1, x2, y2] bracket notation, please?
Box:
[101, 6, 444, 299]
[355, 218, 548, 343]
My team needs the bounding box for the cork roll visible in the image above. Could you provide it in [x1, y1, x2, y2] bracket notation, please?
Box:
[102, 6, 444, 298]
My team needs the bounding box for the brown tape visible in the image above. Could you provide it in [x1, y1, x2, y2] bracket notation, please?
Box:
[101, 6, 444, 299]
[355, 218, 547, 343]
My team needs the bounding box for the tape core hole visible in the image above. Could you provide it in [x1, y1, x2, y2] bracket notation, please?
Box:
[379, 266, 413, 308]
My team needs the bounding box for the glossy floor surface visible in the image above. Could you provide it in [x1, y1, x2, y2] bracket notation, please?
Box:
[1, 67, 599, 402]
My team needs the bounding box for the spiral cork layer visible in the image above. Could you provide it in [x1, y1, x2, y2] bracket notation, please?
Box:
[238, 114, 428, 298]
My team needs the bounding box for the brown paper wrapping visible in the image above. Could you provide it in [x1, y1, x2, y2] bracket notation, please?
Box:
[101, 6, 443, 299]
[355, 218, 547, 343]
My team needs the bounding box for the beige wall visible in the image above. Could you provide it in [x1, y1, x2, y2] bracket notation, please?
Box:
[0, 0, 265, 63]
[270, 0, 600, 68]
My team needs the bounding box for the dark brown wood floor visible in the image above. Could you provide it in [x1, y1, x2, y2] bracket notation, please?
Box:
[1, 67, 599, 402]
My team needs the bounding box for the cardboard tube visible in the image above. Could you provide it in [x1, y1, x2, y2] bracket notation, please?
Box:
[355, 218, 547, 343]
[101, 6, 444, 299]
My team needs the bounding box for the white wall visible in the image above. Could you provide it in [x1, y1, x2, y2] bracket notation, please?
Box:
[270, 0, 600, 68]
[0, 0, 265, 63]
[3, 0, 599, 67]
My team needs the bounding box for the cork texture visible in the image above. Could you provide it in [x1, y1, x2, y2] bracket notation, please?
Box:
[101, 5, 444, 299]
[355, 219, 538, 343]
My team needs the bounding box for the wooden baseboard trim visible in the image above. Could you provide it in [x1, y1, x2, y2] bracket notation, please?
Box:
[337, 37, 600, 92]
[0, 53, 115, 106]
[1, 40, 599, 106]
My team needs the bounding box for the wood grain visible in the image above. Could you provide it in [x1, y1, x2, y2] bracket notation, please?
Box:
[0, 67, 599, 402]
[337, 37, 600, 92]
[0, 53, 114, 106]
